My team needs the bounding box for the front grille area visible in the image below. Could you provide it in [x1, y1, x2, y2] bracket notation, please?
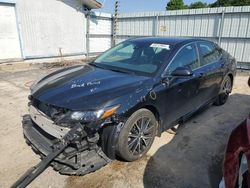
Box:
[31, 98, 68, 121]
[31, 118, 58, 142]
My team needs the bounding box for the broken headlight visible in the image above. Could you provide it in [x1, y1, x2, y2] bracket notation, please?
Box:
[71, 110, 104, 122]
[56, 105, 120, 124]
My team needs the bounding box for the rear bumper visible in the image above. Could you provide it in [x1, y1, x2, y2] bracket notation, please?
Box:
[22, 115, 111, 175]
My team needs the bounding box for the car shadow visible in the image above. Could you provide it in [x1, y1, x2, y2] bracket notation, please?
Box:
[143, 93, 250, 188]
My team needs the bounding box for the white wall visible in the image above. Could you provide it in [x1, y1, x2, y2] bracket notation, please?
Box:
[16, 0, 87, 59]
[0, 3, 22, 61]
[89, 12, 112, 53]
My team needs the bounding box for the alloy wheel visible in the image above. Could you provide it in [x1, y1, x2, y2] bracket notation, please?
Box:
[220, 77, 232, 103]
[127, 116, 155, 156]
[222, 77, 232, 94]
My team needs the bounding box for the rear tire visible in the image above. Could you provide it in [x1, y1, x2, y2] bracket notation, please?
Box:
[116, 109, 157, 162]
[214, 75, 232, 106]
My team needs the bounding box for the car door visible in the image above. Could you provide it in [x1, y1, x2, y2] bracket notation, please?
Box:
[196, 41, 223, 105]
[157, 43, 202, 128]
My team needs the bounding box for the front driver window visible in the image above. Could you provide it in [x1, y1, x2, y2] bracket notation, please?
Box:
[167, 44, 199, 74]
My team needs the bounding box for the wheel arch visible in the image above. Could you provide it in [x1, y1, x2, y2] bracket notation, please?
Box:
[227, 72, 234, 86]
[141, 105, 162, 136]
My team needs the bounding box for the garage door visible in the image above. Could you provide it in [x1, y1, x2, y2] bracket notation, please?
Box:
[0, 4, 22, 61]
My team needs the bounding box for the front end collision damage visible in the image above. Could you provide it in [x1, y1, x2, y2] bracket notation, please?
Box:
[22, 105, 126, 176]
[13, 109, 126, 186]
[23, 116, 109, 175]
[13, 113, 126, 188]
[12, 121, 87, 188]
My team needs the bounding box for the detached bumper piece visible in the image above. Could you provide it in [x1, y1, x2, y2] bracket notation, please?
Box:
[22, 115, 111, 176]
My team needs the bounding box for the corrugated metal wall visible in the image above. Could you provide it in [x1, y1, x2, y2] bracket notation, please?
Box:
[115, 6, 250, 64]
[16, 0, 87, 59]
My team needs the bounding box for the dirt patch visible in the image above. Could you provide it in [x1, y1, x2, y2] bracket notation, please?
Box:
[67, 158, 149, 188]
[40, 58, 94, 69]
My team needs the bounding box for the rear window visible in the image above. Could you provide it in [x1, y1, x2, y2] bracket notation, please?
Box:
[167, 43, 199, 73]
[198, 42, 221, 66]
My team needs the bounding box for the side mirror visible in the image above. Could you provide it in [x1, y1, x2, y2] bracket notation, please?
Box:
[171, 67, 193, 77]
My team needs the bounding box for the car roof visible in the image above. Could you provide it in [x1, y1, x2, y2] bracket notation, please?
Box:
[127, 37, 208, 46]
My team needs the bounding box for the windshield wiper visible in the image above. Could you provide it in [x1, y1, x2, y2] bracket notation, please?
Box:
[90, 62, 135, 75]
[108, 68, 135, 75]
[89, 62, 106, 69]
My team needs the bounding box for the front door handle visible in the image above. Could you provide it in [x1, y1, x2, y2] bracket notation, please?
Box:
[162, 77, 172, 87]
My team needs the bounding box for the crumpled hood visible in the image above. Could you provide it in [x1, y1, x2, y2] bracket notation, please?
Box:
[31, 64, 150, 110]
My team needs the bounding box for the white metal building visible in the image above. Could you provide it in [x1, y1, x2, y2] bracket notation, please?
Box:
[0, 0, 102, 62]
[0, 1, 22, 61]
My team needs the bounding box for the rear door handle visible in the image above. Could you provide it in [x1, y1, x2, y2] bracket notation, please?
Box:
[198, 72, 204, 78]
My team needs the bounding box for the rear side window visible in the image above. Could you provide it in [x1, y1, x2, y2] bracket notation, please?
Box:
[198, 42, 221, 66]
[167, 44, 199, 73]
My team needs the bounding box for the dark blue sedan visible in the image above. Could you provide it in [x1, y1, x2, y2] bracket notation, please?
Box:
[24, 37, 237, 176]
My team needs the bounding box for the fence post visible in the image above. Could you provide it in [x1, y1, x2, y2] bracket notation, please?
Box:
[112, 1, 119, 46]
[218, 10, 225, 45]
[86, 11, 90, 59]
[154, 15, 159, 37]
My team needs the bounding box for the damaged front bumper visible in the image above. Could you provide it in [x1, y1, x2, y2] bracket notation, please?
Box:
[22, 115, 111, 175]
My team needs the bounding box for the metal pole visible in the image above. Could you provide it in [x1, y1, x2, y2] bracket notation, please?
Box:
[218, 10, 225, 45]
[86, 11, 90, 59]
[154, 15, 159, 37]
[113, 1, 119, 46]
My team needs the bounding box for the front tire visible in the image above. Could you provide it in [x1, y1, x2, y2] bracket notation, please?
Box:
[116, 109, 157, 161]
[214, 75, 232, 106]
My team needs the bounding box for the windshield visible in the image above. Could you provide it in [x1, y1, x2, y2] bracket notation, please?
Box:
[93, 40, 173, 76]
